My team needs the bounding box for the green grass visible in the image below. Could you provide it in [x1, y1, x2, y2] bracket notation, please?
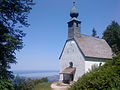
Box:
[32, 82, 51, 90]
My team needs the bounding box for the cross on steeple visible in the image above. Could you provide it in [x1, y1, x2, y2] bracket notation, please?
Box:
[73, 0, 76, 6]
[70, 0, 79, 18]
[68, 0, 81, 39]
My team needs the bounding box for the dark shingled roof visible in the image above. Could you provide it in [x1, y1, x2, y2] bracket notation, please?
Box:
[75, 35, 113, 59]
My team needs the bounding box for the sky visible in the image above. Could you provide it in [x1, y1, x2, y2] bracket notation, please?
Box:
[11, 0, 120, 71]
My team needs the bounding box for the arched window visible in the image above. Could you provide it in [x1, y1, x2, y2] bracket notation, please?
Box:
[69, 62, 73, 68]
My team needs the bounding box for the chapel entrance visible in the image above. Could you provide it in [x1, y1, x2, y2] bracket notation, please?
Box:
[60, 62, 76, 84]
[63, 73, 74, 84]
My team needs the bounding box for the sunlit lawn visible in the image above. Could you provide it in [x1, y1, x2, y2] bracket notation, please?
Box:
[32, 82, 51, 90]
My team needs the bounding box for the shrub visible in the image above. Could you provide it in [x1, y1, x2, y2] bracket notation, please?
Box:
[69, 54, 120, 90]
[0, 78, 14, 90]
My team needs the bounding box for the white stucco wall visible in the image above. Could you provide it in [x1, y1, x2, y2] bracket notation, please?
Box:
[60, 40, 85, 81]
[85, 57, 105, 73]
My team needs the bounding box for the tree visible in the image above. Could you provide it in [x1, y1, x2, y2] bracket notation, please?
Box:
[0, 0, 33, 89]
[92, 28, 97, 37]
[103, 21, 120, 54]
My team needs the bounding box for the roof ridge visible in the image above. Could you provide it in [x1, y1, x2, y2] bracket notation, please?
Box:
[79, 34, 104, 40]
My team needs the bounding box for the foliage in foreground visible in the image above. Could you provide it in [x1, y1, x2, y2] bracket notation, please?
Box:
[69, 54, 120, 90]
[0, 78, 14, 90]
[14, 77, 48, 90]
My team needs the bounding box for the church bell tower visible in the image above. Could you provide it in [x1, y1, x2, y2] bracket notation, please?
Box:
[68, 1, 81, 39]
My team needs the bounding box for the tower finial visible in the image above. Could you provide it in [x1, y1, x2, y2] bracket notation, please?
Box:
[73, 0, 76, 6]
[70, 0, 79, 18]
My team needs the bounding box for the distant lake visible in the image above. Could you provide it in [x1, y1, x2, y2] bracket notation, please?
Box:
[13, 70, 59, 78]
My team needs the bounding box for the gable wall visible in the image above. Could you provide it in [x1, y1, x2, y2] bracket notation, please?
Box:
[60, 40, 85, 81]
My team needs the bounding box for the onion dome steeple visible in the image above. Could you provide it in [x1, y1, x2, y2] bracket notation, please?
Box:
[70, 0, 79, 18]
[67, 0, 81, 40]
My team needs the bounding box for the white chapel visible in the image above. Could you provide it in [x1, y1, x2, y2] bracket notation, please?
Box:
[59, 1, 113, 84]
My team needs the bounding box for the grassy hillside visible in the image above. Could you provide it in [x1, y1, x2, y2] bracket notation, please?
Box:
[32, 82, 51, 90]
[69, 54, 120, 90]
[13, 77, 51, 90]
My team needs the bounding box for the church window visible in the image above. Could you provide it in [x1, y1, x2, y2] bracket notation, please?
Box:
[67, 50, 69, 53]
[69, 62, 73, 68]
[72, 49, 74, 52]
[99, 62, 102, 66]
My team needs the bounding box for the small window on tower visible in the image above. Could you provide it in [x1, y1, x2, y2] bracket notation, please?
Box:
[76, 23, 78, 27]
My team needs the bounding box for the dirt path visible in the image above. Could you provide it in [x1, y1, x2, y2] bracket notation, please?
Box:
[51, 82, 70, 90]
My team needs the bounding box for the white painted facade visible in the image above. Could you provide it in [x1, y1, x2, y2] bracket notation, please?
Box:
[60, 40, 107, 82]
[85, 57, 105, 73]
[60, 40, 85, 81]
